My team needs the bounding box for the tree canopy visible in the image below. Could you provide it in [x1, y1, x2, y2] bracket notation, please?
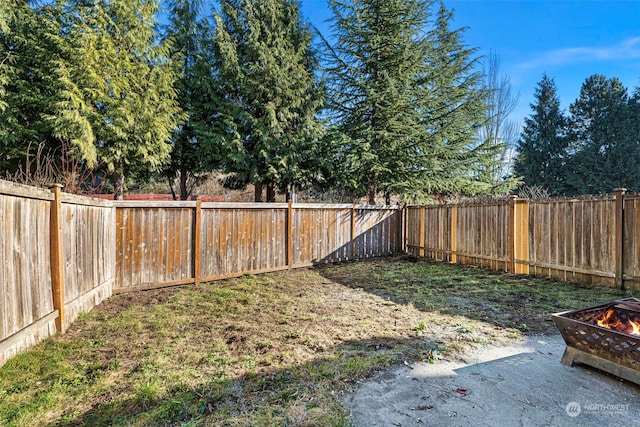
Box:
[513, 74, 567, 195]
[322, 0, 490, 203]
[164, 0, 224, 200]
[18, 0, 640, 202]
[515, 73, 640, 196]
[214, 0, 326, 202]
[57, 0, 181, 198]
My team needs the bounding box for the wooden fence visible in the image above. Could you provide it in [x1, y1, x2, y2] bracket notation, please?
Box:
[10, 177, 639, 367]
[407, 189, 640, 290]
[1, 179, 402, 365]
[0, 183, 56, 366]
[114, 202, 402, 293]
[0, 181, 115, 366]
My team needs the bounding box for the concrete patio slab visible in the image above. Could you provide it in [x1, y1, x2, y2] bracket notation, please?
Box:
[345, 335, 640, 426]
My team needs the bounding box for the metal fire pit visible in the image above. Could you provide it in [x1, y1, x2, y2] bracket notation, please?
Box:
[553, 298, 640, 385]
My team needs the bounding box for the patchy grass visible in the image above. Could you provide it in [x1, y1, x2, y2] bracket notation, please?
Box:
[0, 257, 632, 426]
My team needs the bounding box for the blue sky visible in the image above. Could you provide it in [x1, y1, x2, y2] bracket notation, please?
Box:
[300, 0, 640, 127]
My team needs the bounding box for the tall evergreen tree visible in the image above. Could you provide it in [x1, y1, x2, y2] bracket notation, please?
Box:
[564, 74, 638, 194]
[164, 0, 223, 200]
[323, 0, 487, 203]
[421, 3, 490, 199]
[214, 0, 326, 202]
[0, 1, 70, 171]
[57, 0, 181, 198]
[513, 74, 567, 194]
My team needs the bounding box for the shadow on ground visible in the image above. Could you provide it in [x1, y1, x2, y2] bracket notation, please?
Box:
[315, 256, 631, 335]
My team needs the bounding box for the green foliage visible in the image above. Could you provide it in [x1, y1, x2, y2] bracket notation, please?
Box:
[164, 0, 225, 200]
[214, 0, 326, 202]
[516, 73, 640, 196]
[564, 74, 639, 194]
[57, 0, 181, 198]
[0, 1, 71, 171]
[513, 74, 567, 195]
[323, 0, 489, 203]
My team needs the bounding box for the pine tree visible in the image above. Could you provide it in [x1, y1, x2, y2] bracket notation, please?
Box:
[513, 74, 567, 195]
[57, 0, 181, 198]
[420, 3, 489, 199]
[164, 0, 223, 200]
[323, 0, 487, 203]
[564, 75, 637, 194]
[214, 0, 325, 202]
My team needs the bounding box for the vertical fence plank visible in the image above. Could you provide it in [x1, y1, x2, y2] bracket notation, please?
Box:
[419, 207, 425, 257]
[514, 200, 530, 274]
[615, 188, 626, 289]
[350, 203, 356, 258]
[450, 205, 457, 264]
[287, 202, 293, 267]
[194, 199, 202, 284]
[509, 196, 516, 273]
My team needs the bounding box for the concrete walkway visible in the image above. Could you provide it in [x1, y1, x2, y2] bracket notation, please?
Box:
[345, 336, 640, 426]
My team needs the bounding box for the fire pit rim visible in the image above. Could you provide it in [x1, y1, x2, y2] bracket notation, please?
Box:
[552, 297, 640, 318]
[552, 297, 640, 338]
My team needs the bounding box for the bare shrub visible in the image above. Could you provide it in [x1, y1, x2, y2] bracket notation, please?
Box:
[4, 141, 105, 194]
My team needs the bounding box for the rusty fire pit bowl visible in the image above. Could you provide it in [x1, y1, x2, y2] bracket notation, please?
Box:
[553, 297, 640, 385]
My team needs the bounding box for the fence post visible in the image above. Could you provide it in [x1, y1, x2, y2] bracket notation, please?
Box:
[401, 205, 407, 254]
[513, 199, 530, 275]
[419, 207, 425, 257]
[194, 198, 202, 284]
[509, 196, 517, 273]
[351, 202, 356, 258]
[49, 184, 65, 333]
[450, 205, 457, 264]
[614, 188, 626, 289]
[287, 201, 293, 268]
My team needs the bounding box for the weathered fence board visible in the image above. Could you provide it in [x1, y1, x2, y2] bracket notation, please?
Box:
[115, 206, 195, 292]
[623, 195, 640, 286]
[354, 207, 398, 259]
[455, 203, 510, 271]
[60, 197, 115, 329]
[0, 189, 55, 343]
[0, 182, 56, 365]
[200, 206, 288, 280]
[528, 198, 617, 286]
[292, 206, 352, 264]
[114, 203, 401, 292]
[407, 192, 636, 289]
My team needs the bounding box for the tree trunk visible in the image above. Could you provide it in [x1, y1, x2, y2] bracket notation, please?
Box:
[168, 176, 177, 200]
[367, 181, 376, 205]
[385, 192, 391, 205]
[254, 181, 263, 202]
[114, 171, 125, 200]
[266, 180, 276, 202]
[179, 168, 189, 200]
